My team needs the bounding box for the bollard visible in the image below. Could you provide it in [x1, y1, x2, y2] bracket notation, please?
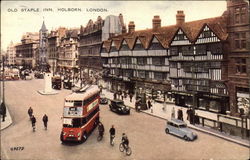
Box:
[151, 108, 153, 113]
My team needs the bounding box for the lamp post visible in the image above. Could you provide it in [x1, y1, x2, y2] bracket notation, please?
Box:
[191, 57, 196, 125]
[1, 55, 6, 122]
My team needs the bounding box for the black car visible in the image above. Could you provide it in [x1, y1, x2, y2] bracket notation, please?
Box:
[100, 93, 108, 104]
[34, 72, 44, 79]
[63, 79, 74, 89]
[52, 76, 62, 89]
[109, 99, 130, 115]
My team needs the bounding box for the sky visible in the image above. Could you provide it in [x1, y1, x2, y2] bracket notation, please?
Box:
[1, 1, 227, 51]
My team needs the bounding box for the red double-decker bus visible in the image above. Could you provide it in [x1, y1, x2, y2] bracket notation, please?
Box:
[60, 85, 100, 142]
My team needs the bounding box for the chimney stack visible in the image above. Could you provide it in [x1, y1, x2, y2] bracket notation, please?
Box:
[152, 15, 161, 31]
[128, 21, 135, 33]
[176, 10, 185, 25]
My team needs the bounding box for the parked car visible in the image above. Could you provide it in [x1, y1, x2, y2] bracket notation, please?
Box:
[52, 76, 62, 89]
[165, 118, 197, 141]
[109, 99, 130, 115]
[34, 72, 44, 79]
[100, 93, 108, 104]
[63, 79, 74, 89]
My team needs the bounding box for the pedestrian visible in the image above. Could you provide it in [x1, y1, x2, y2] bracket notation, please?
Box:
[171, 107, 175, 119]
[1, 103, 6, 122]
[28, 107, 33, 119]
[187, 108, 190, 120]
[121, 94, 124, 100]
[147, 99, 152, 109]
[31, 115, 36, 131]
[42, 114, 48, 130]
[109, 125, 116, 145]
[194, 113, 200, 125]
[129, 93, 133, 102]
[113, 92, 117, 100]
[177, 109, 183, 121]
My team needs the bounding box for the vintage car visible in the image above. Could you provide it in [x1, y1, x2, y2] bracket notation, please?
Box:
[34, 72, 44, 79]
[63, 79, 74, 90]
[52, 76, 62, 89]
[165, 118, 197, 141]
[100, 93, 108, 104]
[109, 99, 130, 115]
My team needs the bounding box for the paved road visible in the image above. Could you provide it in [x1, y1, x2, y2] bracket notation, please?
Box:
[1, 79, 249, 160]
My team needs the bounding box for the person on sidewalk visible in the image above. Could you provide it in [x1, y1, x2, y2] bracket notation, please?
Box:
[129, 93, 133, 102]
[42, 114, 48, 130]
[177, 109, 183, 121]
[31, 115, 36, 132]
[147, 99, 152, 110]
[109, 125, 115, 145]
[113, 92, 117, 100]
[171, 107, 175, 119]
[1, 102, 6, 122]
[28, 107, 33, 119]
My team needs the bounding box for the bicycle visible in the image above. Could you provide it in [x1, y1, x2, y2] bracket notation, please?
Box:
[119, 143, 132, 156]
[97, 132, 104, 141]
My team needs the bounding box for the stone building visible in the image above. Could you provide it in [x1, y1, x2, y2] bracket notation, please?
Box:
[6, 41, 16, 66]
[57, 28, 79, 77]
[226, 0, 250, 117]
[47, 27, 67, 74]
[78, 14, 126, 84]
[15, 32, 39, 68]
[101, 0, 249, 138]
[38, 20, 48, 70]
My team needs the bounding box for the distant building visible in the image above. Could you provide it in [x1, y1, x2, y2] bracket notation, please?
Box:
[38, 20, 48, 70]
[15, 32, 39, 68]
[58, 28, 79, 77]
[47, 27, 67, 74]
[78, 14, 126, 84]
[6, 41, 16, 66]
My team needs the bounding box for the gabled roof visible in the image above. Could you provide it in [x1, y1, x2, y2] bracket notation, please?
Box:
[102, 40, 112, 52]
[104, 15, 228, 51]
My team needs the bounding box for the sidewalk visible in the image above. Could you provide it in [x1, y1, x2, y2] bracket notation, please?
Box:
[0, 104, 13, 130]
[102, 89, 250, 148]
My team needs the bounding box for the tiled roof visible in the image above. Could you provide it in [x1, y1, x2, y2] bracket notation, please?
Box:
[104, 15, 228, 50]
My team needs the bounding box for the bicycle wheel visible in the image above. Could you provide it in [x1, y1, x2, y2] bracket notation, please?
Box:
[97, 135, 103, 141]
[126, 146, 132, 156]
[119, 143, 124, 152]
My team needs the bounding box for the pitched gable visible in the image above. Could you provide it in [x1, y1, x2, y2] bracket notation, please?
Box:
[195, 25, 221, 44]
[170, 28, 191, 46]
[148, 35, 165, 50]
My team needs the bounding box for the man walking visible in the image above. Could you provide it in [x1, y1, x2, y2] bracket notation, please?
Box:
[147, 99, 152, 109]
[28, 107, 33, 119]
[31, 115, 36, 132]
[109, 125, 116, 145]
[42, 114, 48, 130]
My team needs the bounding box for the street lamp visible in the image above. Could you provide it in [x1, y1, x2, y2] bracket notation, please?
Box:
[191, 55, 196, 125]
[0, 55, 7, 122]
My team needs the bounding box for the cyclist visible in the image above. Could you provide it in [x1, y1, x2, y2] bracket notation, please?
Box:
[109, 125, 115, 145]
[98, 122, 105, 138]
[121, 133, 129, 150]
